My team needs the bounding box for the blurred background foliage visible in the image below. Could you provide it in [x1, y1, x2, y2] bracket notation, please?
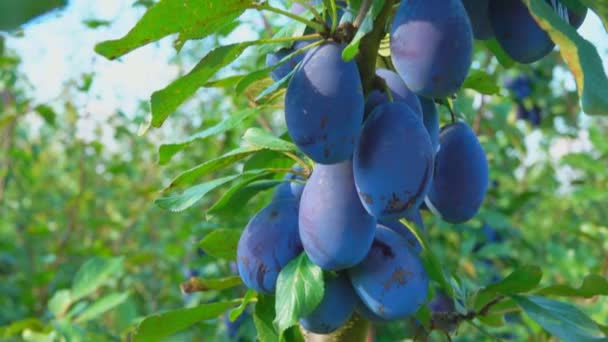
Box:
[0, 0, 607, 341]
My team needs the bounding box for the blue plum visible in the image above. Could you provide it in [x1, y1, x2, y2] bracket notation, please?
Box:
[419, 96, 440, 153]
[299, 161, 376, 270]
[390, 0, 473, 98]
[567, 5, 587, 29]
[266, 40, 313, 81]
[348, 226, 429, 320]
[285, 42, 364, 164]
[299, 273, 357, 333]
[426, 122, 489, 224]
[224, 310, 249, 339]
[380, 210, 424, 253]
[365, 68, 422, 117]
[461, 0, 494, 40]
[272, 169, 305, 203]
[429, 289, 454, 313]
[353, 102, 434, 220]
[506, 75, 532, 100]
[489, 0, 554, 64]
[237, 200, 302, 294]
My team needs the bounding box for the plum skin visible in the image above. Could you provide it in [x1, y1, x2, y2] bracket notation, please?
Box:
[285, 42, 364, 164]
[365, 68, 422, 117]
[354, 102, 434, 220]
[299, 160, 377, 271]
[390, 0, 473, 98]
[426, 121, 489, 224]
[236, 200, 302, 294]
[299, 273, 357, 334]
[348, 226, 429, 320]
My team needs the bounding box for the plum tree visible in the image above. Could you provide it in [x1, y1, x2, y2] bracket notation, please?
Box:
[419, 96, 440, 153]
[461, 0, 494, 40]
[365, 68, 422, 116]
[348, 226, 429, 320]
[285, 42, 364, 164]
[426, 121, 489, 224]
[390, 0, 473, 98]
[299, 273, 357, 334]
[236, 200, 302, 294]
[353, 102, 434, 220]
[299, 161, 376, 270]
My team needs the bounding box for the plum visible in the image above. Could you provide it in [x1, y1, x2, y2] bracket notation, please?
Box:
[272, 169, 305, 203]
[489, 0, 554, 64]
[390, 0, 473, 98]
[299, 273, 357, 333]
[426, 122, 489, 224]
[348, 226, 429, 320]
[365, 68, 422, 117]
[237, 200, 302, 294]
[354, 102, 434, 220]
[265, 40, 313, 81]
[285, 42, 364, 164]
[461, 0, 494, 40]
[299, 161, 376, 270]
[419, 96, 440, 153]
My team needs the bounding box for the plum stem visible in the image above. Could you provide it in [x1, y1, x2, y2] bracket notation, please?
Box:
[293, 0, 326, 25]
[256, 2, 326, 32]
[353, 0, 373, 28]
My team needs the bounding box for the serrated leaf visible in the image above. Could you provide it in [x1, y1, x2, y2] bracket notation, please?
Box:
[400, 218, 454, 298]
[474, 266, 543, 310]
[132, 300, 240, 342]
[156, 173, 253, 211]
[206, 172, 274, 216]
[537, 275, 608, 298]
[463, 69, 500, 95]
[254, 295, 279, 342]
[513, 295, 608, 342]
[229, 289, 257, 321]
[74, 292, 130, 323]
[72, 257, 124, 301]
[167, 147, 262, 188]
[199, 228, 242, 260]
[94, 0, 251, 60]
[274, 253, 324, 335]
[150, 43, 253, 128]
[158, 108, 260, 165]
[523, 0, 608, 115]
[243, 128, 297, 152]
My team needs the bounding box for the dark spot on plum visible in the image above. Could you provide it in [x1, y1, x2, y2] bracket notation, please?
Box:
[359, 192, 373, 205]
[324, 147, 330, 159]
[383, 267, 413, 289]
[372, 240, 395, 259]
[432, 75, 441, 83]
[270, 211, 278, 218]
[320, 116, 328, 129]
[256, 263, 269, 292]
[321, 134, 327, 141]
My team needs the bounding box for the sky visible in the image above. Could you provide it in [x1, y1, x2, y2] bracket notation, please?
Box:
[3, 0, 608, 163]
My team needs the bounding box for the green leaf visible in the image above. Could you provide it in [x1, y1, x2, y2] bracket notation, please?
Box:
[198, 228, 242, 260]
[74, 292, 130, 323]
[48, 290, 72, 318]
[150, 43, 253, 127]
[254, 68, 296, 102]
[462, 69, 500, 95]
[0, 0, 67, 31]
[206, 172, 274, 216]
[244, 149, 295, 171]
[537, 275, 608, 298]
[483, 39, 515, 68]
[94, 0, 251, 60]
[229, 289, 257, 321]
[0, 318, 45, 338]
[579, 0, 608, 32]
[274, 253, 324, 336]
[561, 153, 605, 174]
[34, 105, 56, 126]
[158, 108, 259, 165]
[523, 0, 608, 115]
[243, 128, 297, 152]
[167, 147, 262, 188]
[71, 257, 124, 301]
[513, 295, 608, 342]
[132, 300, 240, 342]
[181, 276, 243, 292]
[400, 218, 454, 298]
[342, 0, 385, 61]
[156, 173, 252, 211]
[254, 295, 279, 342]
[474, 265, 542, 310]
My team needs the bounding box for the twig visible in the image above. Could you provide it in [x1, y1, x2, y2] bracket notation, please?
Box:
[255, 2, 326, 32]
[354, 0, 373, 28]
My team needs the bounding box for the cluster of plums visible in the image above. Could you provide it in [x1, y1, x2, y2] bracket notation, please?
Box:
[234, 0, 576, 334]
[506, 75, 542, 127]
